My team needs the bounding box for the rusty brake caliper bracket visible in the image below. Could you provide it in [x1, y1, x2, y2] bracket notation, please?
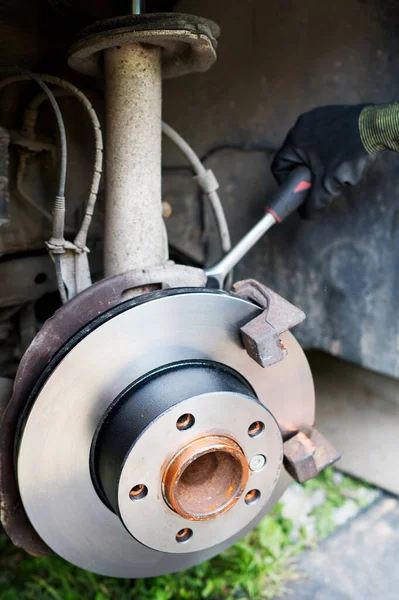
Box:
[234, 278, 340, 483]
[233, 278, 306, 368]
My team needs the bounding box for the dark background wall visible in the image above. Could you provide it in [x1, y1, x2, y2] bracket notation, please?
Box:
[0, 0, 398, 377]
[162, 0, 399, 378]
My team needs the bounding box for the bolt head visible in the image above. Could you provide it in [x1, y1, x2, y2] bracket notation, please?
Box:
[249, 454, 266, 472]
[162, 201, 173, 219]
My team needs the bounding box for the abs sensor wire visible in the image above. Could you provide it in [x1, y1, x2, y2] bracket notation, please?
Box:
[162, 139, 277, 273]
[0, 69, 68, 243]
[0, 69, 105, 303]
[162, 122, 232, 255]
[0, 71, 104, 252]
[24, 77, 103, 251]
[0, 67, 68, 303]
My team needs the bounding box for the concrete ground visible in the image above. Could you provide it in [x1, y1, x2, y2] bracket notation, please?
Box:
[309, 351, 399, 496]
[283, 493, 399, 600]
[283, 352, 399, 598]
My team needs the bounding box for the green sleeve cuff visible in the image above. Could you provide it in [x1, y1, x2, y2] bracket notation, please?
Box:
[359, 103, 399, 154]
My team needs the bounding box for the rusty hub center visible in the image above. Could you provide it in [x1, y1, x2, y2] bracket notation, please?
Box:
[162, 435, 249, 521]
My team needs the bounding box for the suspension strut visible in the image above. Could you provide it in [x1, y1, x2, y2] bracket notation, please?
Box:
[69, 7, 220, 279]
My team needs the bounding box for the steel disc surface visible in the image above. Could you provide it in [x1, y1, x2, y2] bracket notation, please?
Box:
[17, 289, 314, 577]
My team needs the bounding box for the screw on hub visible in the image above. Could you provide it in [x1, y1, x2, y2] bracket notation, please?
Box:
[249, 454, 266, 472]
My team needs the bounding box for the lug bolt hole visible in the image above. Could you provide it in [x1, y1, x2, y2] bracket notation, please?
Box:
[245, 489, 261, 505]
[176, 528, 193, 543]
[176, 413, 195, 431]
[248, 421, 265, 438]
[129, 484, 148, 501]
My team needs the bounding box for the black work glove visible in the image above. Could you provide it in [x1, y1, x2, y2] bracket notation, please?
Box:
[271, 103, 399, 218]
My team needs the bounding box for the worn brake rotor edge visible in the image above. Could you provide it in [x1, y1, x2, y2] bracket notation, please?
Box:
[0, 266, 205, 556]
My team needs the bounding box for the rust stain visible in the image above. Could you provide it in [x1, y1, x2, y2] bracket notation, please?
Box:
[248, 421, 264, 438]
[245, 489, 259, 504]
[129, 484, 146, 499]
[162, 435, 249, 521]
[176, 528, 190, 540]
[176, 413, 194, 431]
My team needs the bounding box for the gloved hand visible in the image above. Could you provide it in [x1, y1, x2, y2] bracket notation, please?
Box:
[271, 103, 399, 218]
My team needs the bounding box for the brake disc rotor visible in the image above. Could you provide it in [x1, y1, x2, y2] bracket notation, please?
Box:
[17, 288, 314, 577]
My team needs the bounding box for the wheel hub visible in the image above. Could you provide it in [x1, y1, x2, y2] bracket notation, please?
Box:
[162, 434, 249, 521]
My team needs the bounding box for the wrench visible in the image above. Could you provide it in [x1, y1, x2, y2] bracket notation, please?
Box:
[205, 166, 312, 289]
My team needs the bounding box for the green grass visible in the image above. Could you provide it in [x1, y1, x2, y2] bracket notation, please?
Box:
[0, 469, 374, 600]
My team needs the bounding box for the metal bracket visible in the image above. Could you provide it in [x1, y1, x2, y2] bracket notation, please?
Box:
[283, 427, 341, 483]
[68, 14, 220, 79]
[233, 279, 305, 367]
[45, 240, 93, 302]
[58, 245, 92, 300]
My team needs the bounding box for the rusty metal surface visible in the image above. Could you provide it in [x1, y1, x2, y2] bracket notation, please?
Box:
[162, 435, 249, 521]
[233, 279, 305, 367]
[68, 13, 219, 79]
[283, 427, 341, 484]
[0, 263, 206, 555]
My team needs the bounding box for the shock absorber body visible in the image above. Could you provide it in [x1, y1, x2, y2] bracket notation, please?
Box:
[104, 42, 168, 277]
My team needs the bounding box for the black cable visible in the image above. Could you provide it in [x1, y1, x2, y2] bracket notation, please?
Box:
[162, 142, 276, 174]
[162, 141, 277, 268]
[200, 142, 276, 164]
